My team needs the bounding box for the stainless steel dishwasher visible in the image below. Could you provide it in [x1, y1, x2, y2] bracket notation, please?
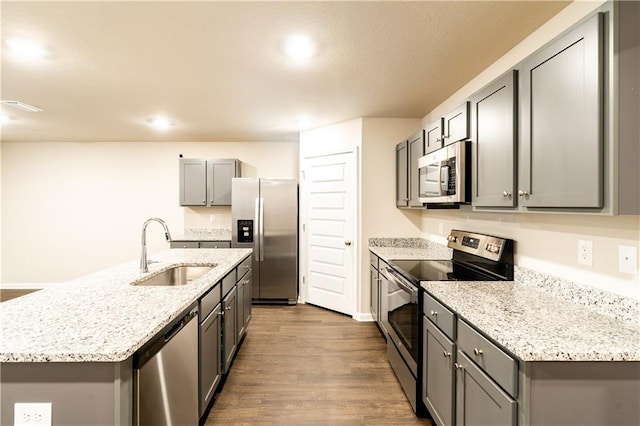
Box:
[134, 302, 199, 426]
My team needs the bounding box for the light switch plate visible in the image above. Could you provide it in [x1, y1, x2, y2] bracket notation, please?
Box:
[619, 245, 638, 274]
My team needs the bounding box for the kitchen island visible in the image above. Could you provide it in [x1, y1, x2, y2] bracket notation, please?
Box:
[0, 248, 251, 425]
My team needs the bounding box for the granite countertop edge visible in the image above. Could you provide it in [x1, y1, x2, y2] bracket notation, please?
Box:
[0, 248, 252, 363]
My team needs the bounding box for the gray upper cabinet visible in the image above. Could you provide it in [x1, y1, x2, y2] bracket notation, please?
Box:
[471, 70, 518, 208]
[408, 130, 426, 207]
[396, 141, 409, 207]
[180, 159, 207, 206]
[425, 118, 444, 154]
[180, 158, 240, 207]
[519, 13, 603, 208]
[443, 102, 470, 146]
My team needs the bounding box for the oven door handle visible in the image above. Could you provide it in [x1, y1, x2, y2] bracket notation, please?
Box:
[385, 267, 418, 302]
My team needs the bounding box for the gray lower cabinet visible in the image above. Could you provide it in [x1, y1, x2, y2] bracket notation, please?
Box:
[423, 318, 455, 426]
[471, 70, 518, 208]
[378, 263, 389, 336]
[199, 303, 221, 417]
[170, 241, 231, 249]
[237, 269, 252, 340]
[179, 158, 240, 207]
[222, 286, 237, 374]
[455, 350, 517, 426]
[396, 141, 409, 207]
[370, 264, 379, 323]
[519, 13, 603, 208]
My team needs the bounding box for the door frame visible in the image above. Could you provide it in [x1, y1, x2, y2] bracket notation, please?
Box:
[299, 148, 359, 319]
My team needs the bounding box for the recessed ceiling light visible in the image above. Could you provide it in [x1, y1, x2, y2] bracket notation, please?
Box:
[148, 117, 173, 131]
[6, 38, 47, 60]
[283, 34, 315, 65]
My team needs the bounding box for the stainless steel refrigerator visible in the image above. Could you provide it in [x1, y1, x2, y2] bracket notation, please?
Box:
[231, 178, 298, 304]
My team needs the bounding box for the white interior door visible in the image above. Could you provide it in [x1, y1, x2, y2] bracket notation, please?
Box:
[303, 151, 356, 316]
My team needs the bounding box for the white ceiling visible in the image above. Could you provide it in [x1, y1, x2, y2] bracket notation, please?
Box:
[1, 1, 570, 143]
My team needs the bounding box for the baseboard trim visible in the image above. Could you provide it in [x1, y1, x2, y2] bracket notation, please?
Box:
[354, 312, 375, 322]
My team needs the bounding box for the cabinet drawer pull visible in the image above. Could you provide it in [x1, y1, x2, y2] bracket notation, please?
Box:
[430, 310, 438, 316]
[454, 363, 463, 370]
[443, 351, 451, 358]
[518, 190, 529, 197]
[473, 348, 483, 356]
[226, 306, 231, 311]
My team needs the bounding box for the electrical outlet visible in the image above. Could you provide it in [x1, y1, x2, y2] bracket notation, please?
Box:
[578, 240, 593, 266]
[14, 403, 51, 426]
[619, 245, 638, 274]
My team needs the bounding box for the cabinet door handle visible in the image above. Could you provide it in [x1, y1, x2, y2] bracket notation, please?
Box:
[502, 191, 511, 197]
[473, 348, 483, 356]
[518, 190, 529, 197]
[430, 310, 438, 317]
[443, 351, 452, 358]
[226, 306, 231, 311]
[454, 363, 463, 370]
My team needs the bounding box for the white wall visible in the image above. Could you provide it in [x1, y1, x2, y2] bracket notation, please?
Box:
[1, 140, 298, 283]
[419, 0, 640, 299]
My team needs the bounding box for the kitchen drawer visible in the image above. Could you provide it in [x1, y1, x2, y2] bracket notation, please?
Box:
[457, 319, 518, 398]
[369, 252, 379, 270]
[423, 292, 456, 340]
[170, 241, 199, 249]
[221, 270, 236, 296]
[236, 256, 251, 281]
[199, 282, 221, 322]
[200, 241, 231, 249]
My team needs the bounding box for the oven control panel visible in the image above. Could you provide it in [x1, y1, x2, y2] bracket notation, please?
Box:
[446, 230, 511, 262]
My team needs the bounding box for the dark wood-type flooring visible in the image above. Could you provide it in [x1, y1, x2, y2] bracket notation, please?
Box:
[0, 289, 39, 302]
[205, 304, 432, 425]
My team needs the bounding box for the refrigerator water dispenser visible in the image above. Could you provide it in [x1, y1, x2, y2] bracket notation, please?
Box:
[237, 220, 253, 243]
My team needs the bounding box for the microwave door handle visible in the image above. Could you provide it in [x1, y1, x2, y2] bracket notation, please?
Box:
[440, 164, 449, 195]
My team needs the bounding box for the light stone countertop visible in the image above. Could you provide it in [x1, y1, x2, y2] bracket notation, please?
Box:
[0, 248, 251, 363]
[368, 238, 640, 362]
[421, 280, 640, 362]
[172, 228, 232, 242]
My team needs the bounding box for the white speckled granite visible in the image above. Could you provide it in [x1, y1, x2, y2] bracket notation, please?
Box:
[173, 228, 232, 242]
[0, 248, 251, 363]
[421, 280, 640, 361]
[369, 238, 452, 261]
[515, 266, 640, 325]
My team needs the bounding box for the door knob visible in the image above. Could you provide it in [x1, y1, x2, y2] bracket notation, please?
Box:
[344, 241, 352, 246]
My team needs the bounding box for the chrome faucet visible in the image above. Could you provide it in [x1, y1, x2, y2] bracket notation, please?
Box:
[140, 218, 173, 273]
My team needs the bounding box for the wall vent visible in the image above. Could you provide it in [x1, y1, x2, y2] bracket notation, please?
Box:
[1, 100, 43, 112]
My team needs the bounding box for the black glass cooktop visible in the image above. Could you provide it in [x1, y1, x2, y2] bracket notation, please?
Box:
[387, 257, 508, 285]
[388, 259, 455, 284]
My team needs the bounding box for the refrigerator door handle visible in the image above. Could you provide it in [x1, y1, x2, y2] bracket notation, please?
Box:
[259, 197, 265, 261]
[254, 198, 260, 261]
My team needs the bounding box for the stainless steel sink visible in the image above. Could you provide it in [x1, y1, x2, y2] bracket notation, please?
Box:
[133, 265, 215, 286]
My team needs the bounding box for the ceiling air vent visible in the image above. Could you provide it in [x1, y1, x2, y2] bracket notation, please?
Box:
[1, 100, 43, 112]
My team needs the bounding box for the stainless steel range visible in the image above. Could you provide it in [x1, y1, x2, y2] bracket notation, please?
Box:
[383, 230, 514, 415]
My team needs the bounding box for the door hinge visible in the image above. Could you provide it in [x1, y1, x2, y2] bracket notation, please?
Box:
[302, 276, 306, 284]
[301, 170, 306, 180]
[302, 223, 306, 232]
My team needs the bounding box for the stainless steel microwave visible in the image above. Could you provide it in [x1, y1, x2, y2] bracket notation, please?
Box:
[418, 140, 470, 205]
